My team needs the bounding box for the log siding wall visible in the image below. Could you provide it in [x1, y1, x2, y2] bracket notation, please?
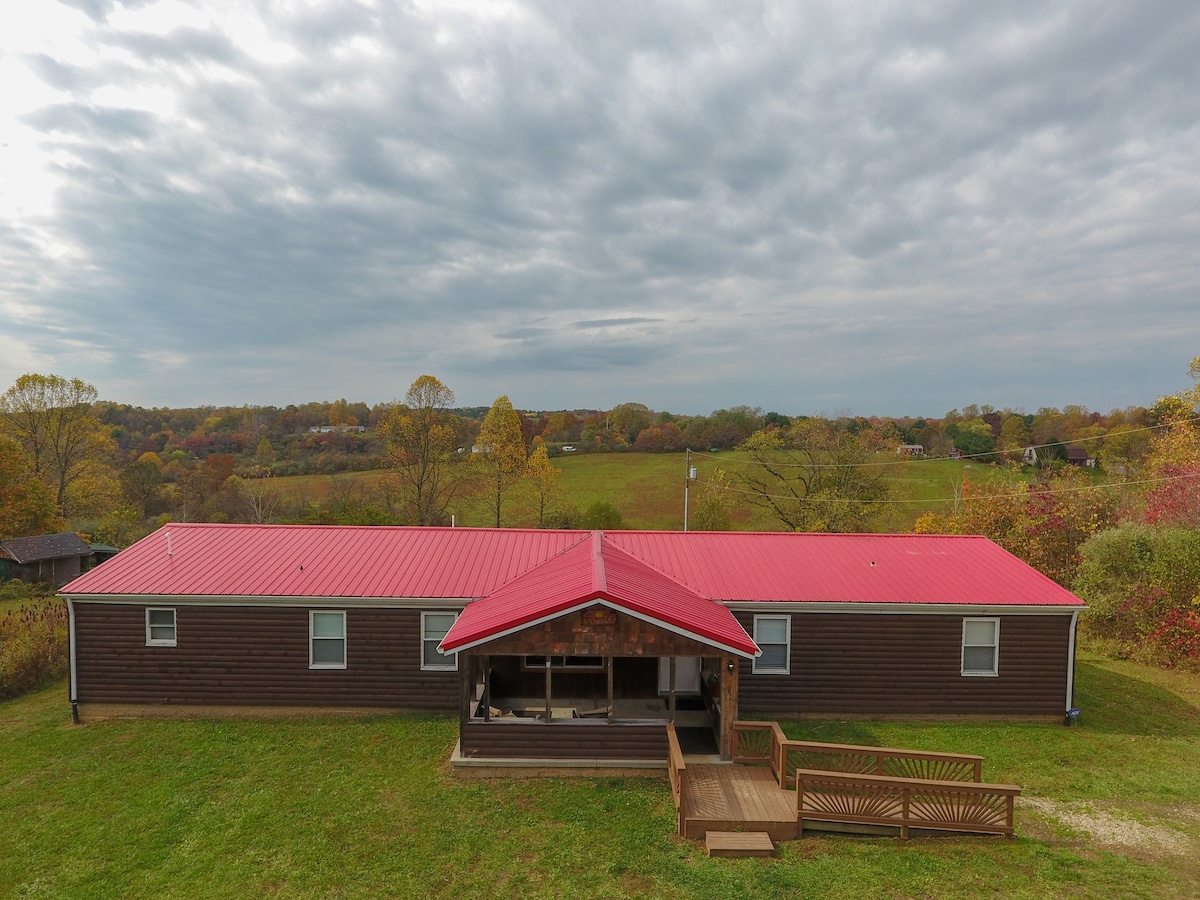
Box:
[734, 612, 1072, 716]
[73, 603, 460, 710]
[461, 721, 668, 759]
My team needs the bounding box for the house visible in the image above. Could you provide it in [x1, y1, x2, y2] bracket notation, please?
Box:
[1065, 447, 1096, 468]
[1, 533, 94, 586]
[1022, 446, 1038, 466]
[895, 444, 924, 457]
[59, 524, 1085, 763]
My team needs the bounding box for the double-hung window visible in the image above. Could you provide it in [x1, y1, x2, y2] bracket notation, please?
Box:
[422, 611, 458, 671]
[752, 614, 791, 674]
[310, 610, 347, 669]
[146, 608, 177, 646]
[961, 618, 1000, 676]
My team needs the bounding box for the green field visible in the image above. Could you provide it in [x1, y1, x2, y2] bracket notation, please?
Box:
[264, 453, 1021, 532]
[2, 652, 1198, 898]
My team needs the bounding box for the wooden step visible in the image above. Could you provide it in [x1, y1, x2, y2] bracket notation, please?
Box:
[705, 831, 775, 858]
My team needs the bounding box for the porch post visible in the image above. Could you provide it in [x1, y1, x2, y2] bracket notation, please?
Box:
[606, 656, 614, 724]
[482, 654, 490, 721]
[544, 656, 553, 721]
[668, 656, 676, 722]
[459, 655, 472, 737]
[719, 654, 739, 761]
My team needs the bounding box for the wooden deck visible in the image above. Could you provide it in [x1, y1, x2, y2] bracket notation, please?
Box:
[682, 764, 798, 841]
[667, 722, 1020, 843]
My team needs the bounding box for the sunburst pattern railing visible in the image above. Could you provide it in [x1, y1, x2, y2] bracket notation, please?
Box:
[795, 770, 1019, 838]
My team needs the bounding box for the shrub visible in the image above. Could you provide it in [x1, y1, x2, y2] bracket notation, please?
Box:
[0, 586, 69, 699]
[1074, 523, 1200, 669]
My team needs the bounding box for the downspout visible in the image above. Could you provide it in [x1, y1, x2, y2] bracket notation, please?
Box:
[1065, 610, 1079, 713]
[67, 598, 79, 724]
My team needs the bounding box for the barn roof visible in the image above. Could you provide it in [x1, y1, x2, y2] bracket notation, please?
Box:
[1, 533, 92, 564]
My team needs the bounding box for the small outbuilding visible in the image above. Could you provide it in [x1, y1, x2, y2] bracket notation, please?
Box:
[1, 533, 94, 587]
[60, 524, 1086, 762]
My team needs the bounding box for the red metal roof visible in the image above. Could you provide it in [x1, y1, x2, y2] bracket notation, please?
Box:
[62, 524, 1083, 609]
[604, 531, 1084, 607]
[438, 534, 760, 658]
[60, 524, 584, 599]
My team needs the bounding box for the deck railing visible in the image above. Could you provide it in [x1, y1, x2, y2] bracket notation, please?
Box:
[665, 723, 688, 836]
[732, 721, 984, 787]
[794, 769, 1020, 839]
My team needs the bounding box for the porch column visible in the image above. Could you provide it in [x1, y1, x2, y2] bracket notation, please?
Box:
[459, 655, 472, 737]
[606, 656, 614, 724]
[668, 656, 676, 722]
[482, 655, 490, 721]
[544, 656, 553, 721]
[719, 654, 739, 761]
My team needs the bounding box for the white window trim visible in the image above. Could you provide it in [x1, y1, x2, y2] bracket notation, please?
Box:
[961, 617, 1000, 677]
[309, 610, 347, 670]
[421, 611, 459, 672]
[752, 614, 791, 675]
[145, 607, 177, 647]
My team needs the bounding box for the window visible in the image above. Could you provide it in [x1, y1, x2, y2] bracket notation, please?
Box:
[962, 618, 1000, 676]
[310, 611, 346, 669]
[146, 608, 176, 646]
[422, 611, 458, 671]
[752, 615, 790, 674]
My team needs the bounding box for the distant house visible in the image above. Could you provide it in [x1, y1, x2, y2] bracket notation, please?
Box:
[307, 425, 367, 434]
[1, 533, 94, 587]
[61, 525, 1086, 762]
[895, 444, 924, 457]
[1065, 447, 1095, 468]
[1022, 446, 1038, 466]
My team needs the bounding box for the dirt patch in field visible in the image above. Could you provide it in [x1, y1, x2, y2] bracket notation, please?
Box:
[1019, 796, 1193, 858]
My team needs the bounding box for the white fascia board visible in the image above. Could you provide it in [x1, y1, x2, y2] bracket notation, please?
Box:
[59, 593, 472, 609]
[720, 601, 1087, 615]
[441, 596, 759, 660]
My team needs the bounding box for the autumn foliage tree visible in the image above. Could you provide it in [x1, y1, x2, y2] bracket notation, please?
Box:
[477, 396, 528, 527]
[0, 373, 113, 516]
[915, 468, 1116, 587]
[737, 418, 888, 533]
[377, 375, 471, 526]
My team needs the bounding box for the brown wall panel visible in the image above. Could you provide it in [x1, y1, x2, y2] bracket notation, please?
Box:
[73, 603, 460, 710]
[735, 612, 1072, 716]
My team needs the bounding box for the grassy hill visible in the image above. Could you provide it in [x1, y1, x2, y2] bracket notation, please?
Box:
[262, 452, 1021, 532]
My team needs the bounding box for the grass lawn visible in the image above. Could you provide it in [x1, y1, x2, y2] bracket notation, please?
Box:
[2, 652, 1198, 899]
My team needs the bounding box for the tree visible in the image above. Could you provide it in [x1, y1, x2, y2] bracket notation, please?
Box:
[690, 466, 735, 531]
[477, 396, 528, 527]
[120, 458, 164, 519]
[0, 434, 62, 538]
[522, 443, 562, 528]
[0, 373, 112, 515]
[736, 418, 888, 532]
[376, 375, 471, 526]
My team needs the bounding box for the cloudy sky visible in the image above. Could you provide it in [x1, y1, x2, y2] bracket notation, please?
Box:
[2, 1, 1198, 417]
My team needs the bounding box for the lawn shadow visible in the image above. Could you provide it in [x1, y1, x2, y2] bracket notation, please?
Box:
[1072, 660, 1200, 738]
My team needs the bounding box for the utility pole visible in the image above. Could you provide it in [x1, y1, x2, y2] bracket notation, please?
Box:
[683, 448, 697, 531]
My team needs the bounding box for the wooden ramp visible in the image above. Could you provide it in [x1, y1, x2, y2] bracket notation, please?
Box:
[681, 764, 797, 841]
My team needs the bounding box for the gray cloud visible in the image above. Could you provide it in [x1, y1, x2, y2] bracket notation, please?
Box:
[2, 1, 1199, 415]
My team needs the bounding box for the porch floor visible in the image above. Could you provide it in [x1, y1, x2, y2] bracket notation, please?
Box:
[681, 764, 798, 842]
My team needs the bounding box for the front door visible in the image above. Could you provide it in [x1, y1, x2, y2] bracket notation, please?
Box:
[658, 656, 701, 694]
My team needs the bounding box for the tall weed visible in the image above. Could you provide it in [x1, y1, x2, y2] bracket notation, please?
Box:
[0, 584, 69, 699]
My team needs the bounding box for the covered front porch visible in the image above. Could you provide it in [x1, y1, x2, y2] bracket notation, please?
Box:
[452, 609, 747, 763]
[437, 532, 760, 769]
